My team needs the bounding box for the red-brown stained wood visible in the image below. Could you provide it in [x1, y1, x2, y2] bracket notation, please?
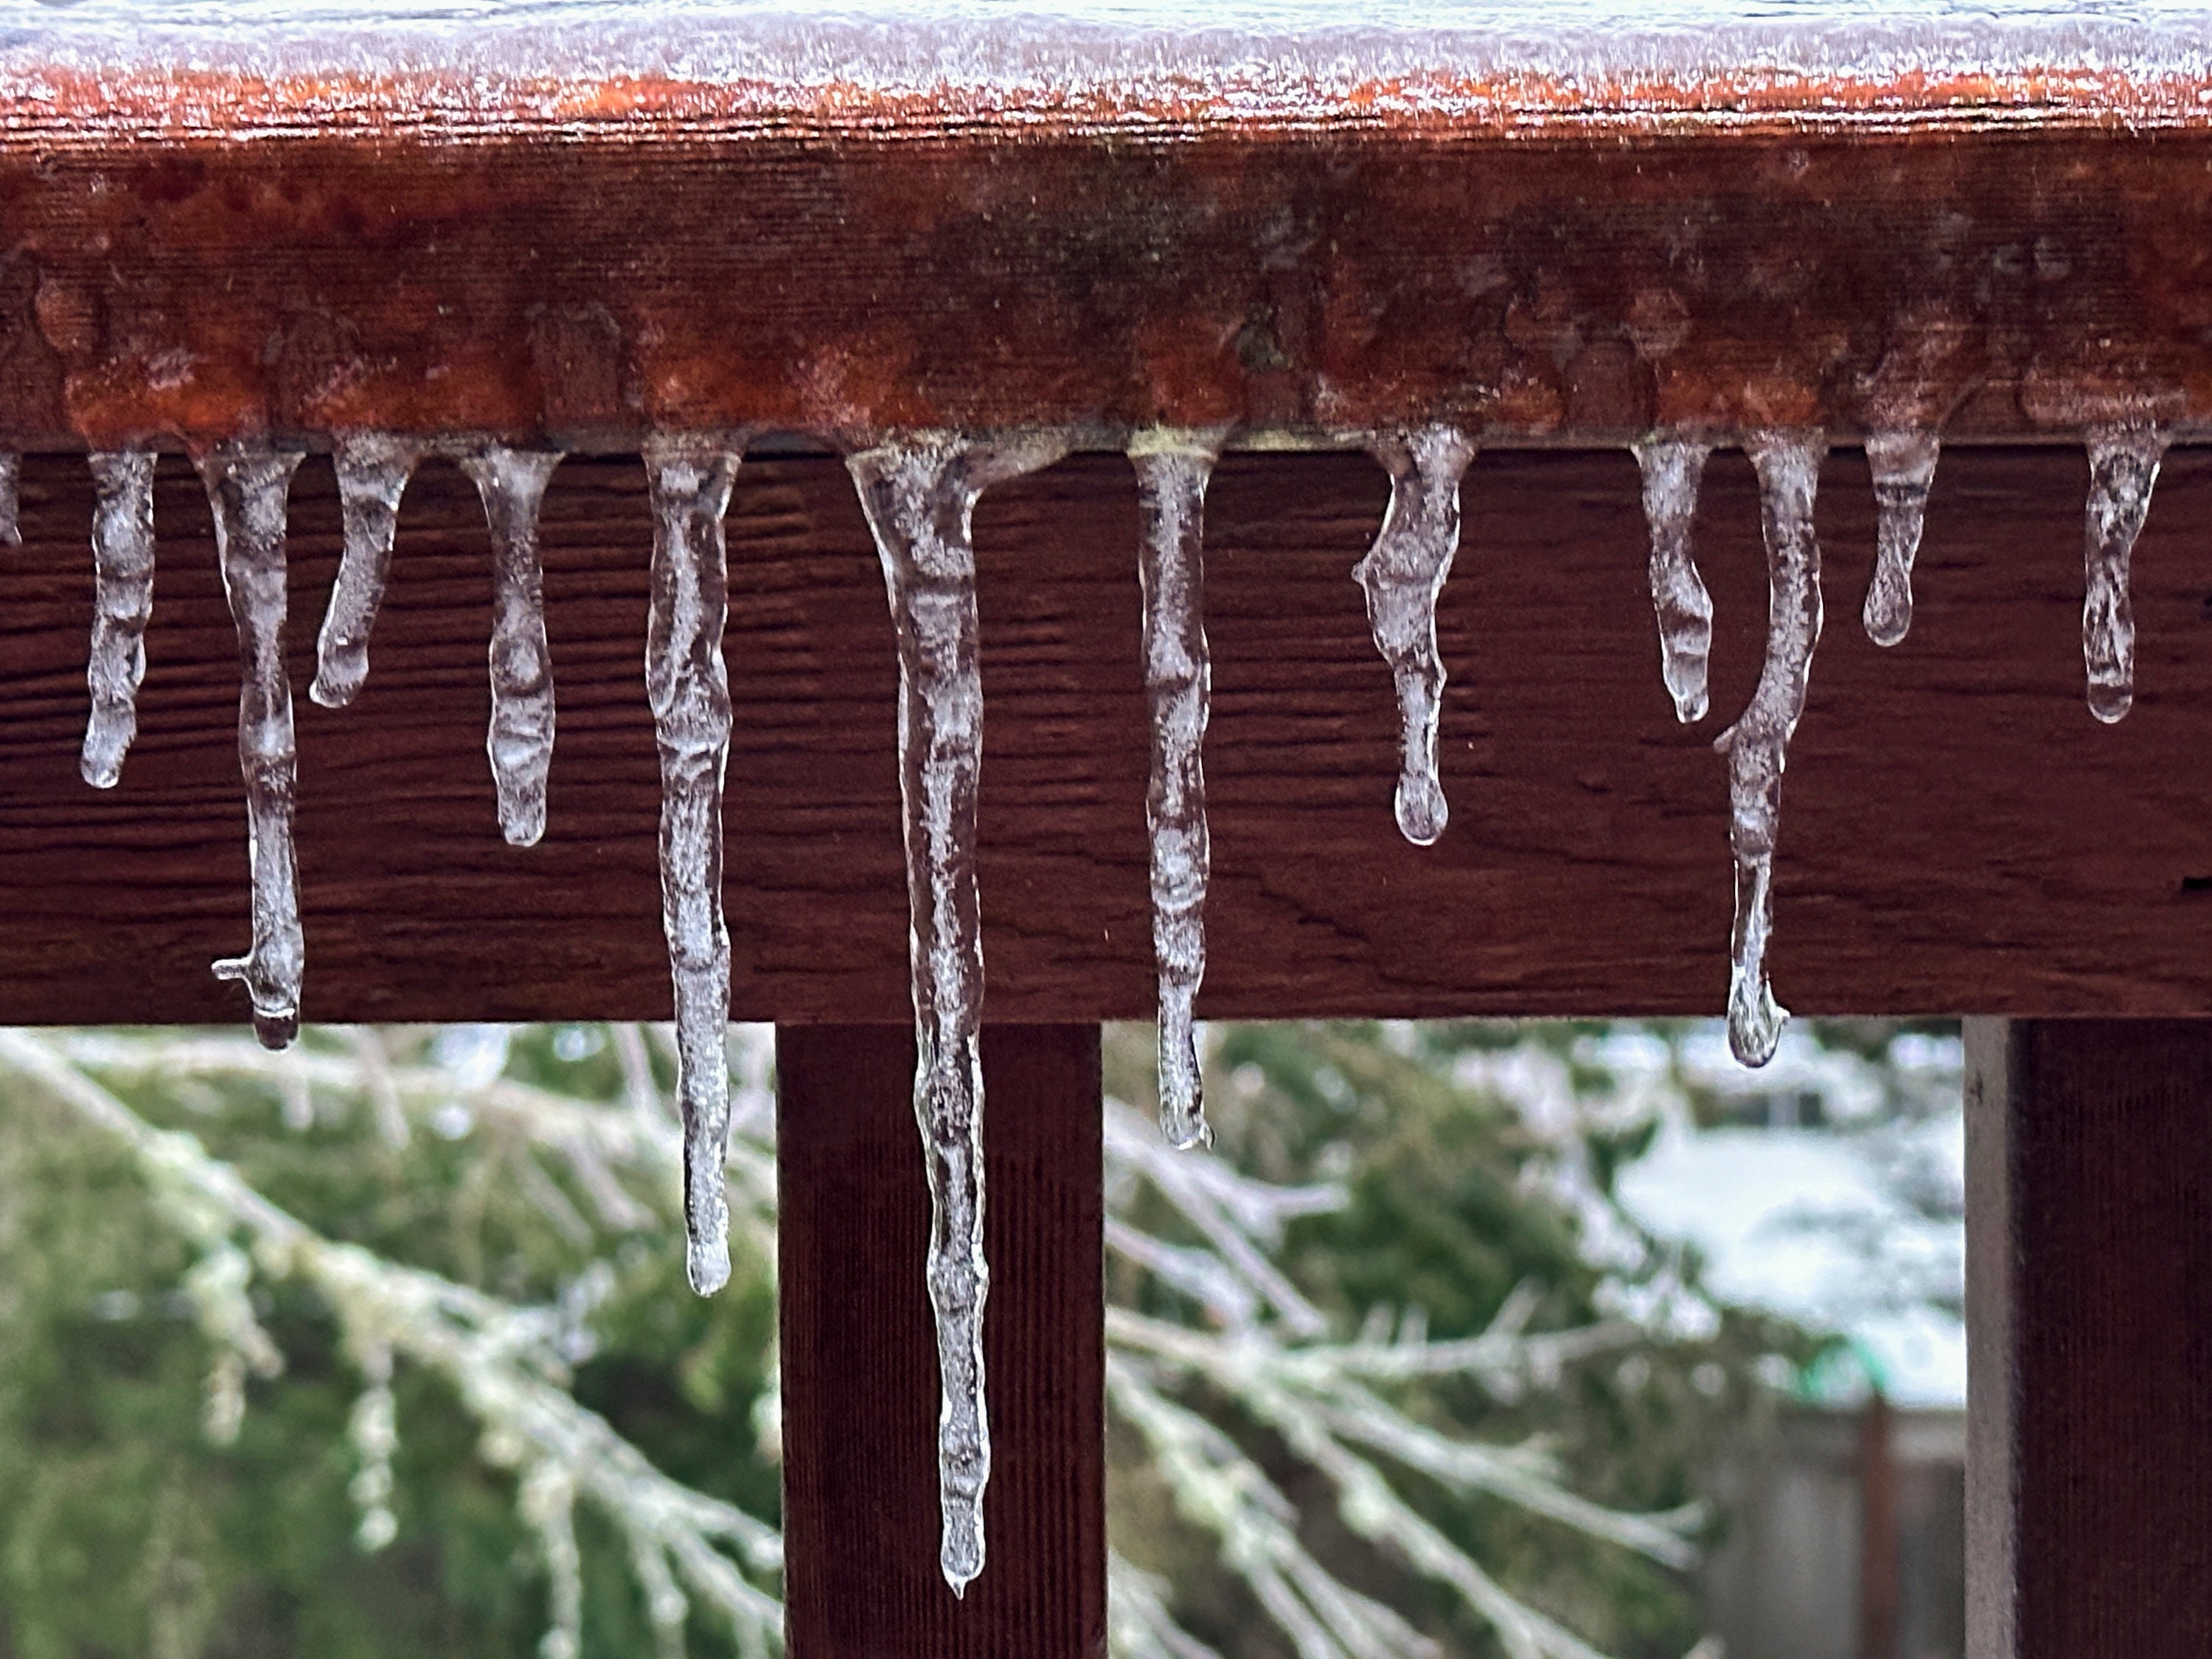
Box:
[776, 1023, 1105, 1659]
[0, 129, 2211, 445]
[5, 444, 2212, 1026]
[1980, 1020, 2212, 1659]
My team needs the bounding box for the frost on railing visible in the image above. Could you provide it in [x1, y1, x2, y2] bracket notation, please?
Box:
[3, 1020, 1720, 1658]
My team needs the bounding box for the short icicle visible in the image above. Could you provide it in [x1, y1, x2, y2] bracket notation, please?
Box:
[460, 445, 563, 846]
[312, 434, 424, 709]
[1717, 432, 1827, 1069]
[201, 444, 307, 1051]
[0, 451, 20, 546]
[2081, 427, 2167, 724]
[643, 437, 740, 1298]
[1355, 426, 1477, 845]
[1632, 435, 1716, 722]
[1131, 431, 1219, 1150]
[846, 428, 1069, 1596]
[81, 450, 159, 787]
[1862, 431, 1940, 648]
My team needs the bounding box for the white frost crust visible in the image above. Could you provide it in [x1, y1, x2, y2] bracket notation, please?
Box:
[461, 445, 563, 848]
[2081, 428, 2166, 726]
[1132, 431, 1220, 1152]
[12, 4, 2212, 132]
[1717, 431, 1826, 1071]
[82, 449, 158, 789]
[313, 434, 424, 710]
[847, 428, 1069, 1597]
[1862, 431, 1939, 649]
[643, 437, 740, 1298]
[1633, 435, 1714, 724]
[1355, 427, 1475, 849]
[0, 453, 18, 549]
[201, 444, 307, 1051]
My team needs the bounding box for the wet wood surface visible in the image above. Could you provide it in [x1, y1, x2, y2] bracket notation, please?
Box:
[3, 443, 2212, 1027]
[776, 1023, 1105, 1659]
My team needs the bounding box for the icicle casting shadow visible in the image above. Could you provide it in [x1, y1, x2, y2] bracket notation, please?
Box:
[31, 420, 2200, 1599]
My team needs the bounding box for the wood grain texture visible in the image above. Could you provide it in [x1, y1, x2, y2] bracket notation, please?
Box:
[5, 445, 2212, 1026]
[1989, 1020, 2212, 1659]
[776, 1023, 1105, 1659]
[2, 132, 2212, 444]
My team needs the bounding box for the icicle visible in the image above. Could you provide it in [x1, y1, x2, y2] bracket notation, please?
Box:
[643, 437, 740, 1298]
[1717, 433, 1826, 1069]
[1131, 431, 1218, 1152]
[1632, 435, 1715, 722]
[1863, 431, 1940, 648]
[80, 450, 158, 788]
[2081, 427, 2166, 725]
[1354, 426, 1476, 845]
[847, 429, 1068, 1596]
[312, 434, 423, 709]
[0, 451, 19, 547]
[200, 444, 306, 1051]
[460, 445, 563, 846]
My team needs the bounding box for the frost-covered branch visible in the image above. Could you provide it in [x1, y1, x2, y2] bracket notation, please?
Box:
[0, 1029, 783, 1659]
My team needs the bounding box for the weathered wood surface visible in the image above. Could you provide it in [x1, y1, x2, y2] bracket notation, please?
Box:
[777, 1023, 1105, 1659]
[1, 129, 2212, 444]
[4, 445, 2212, 1026]
[1965, 1020, 2212, 1659]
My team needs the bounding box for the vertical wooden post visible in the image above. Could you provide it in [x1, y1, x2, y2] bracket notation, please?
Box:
[1964, 1020, 2212, 1659]
[776, 1024, 1106, 1658]
[1859, 1391, 1899, 1659]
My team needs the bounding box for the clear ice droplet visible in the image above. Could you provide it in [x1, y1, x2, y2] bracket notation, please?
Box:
[313, 434, 423, 709]
[846, 428, 1068, 1597]
[1131, 432, 1218, 1151]
[644, 437, 741, 1298]
[1863, 430, 1939, 649]
[81, 450, 158, 788]
[1355, 426, 1476, 845]
[1633, 434, 1716, 723]
[2081, 428, 2166, 725]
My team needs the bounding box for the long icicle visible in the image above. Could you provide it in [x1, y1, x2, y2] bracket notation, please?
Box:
[201, 444, 307, 1051]
[1717, 432, 1826, 1068]
[1132, 432, 1218, 1151]
[643, 437, 740, 1298]
[847, 429, 1068, 1596]
[312, 433, 424, 709]
[81, 450, 159, 787]
[2081, 427, 2166, 724]
[1355, 426, 1476, 846]
[1632, 435, 1715, 722]
[1863, 431, 1941, 648]
[461, 445, 563, 846]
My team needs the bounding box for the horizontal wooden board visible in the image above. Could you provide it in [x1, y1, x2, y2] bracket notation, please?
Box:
[1, 444, 2211, 1026]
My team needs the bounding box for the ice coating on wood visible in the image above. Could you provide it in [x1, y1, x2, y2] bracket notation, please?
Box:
[201, 445, 306, 1051]
[1132, 432, 1217, 1151]
[644, 437, 740, 1298]
[848, 428, 1068, 1596]
[1717, 432, 1826, 1070]
[1355, 426, 1476, 846]
[312, 434, 423, 709]
[81, 450, 158, 788]
[461, 445, 563, 846]
[0, 452, 18, 549]
[2081, 428, 2166, 725]
[22, 5, 2212, 143]
[1862, 430, 1939, 648]
[1632, 435, 1715, 723]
